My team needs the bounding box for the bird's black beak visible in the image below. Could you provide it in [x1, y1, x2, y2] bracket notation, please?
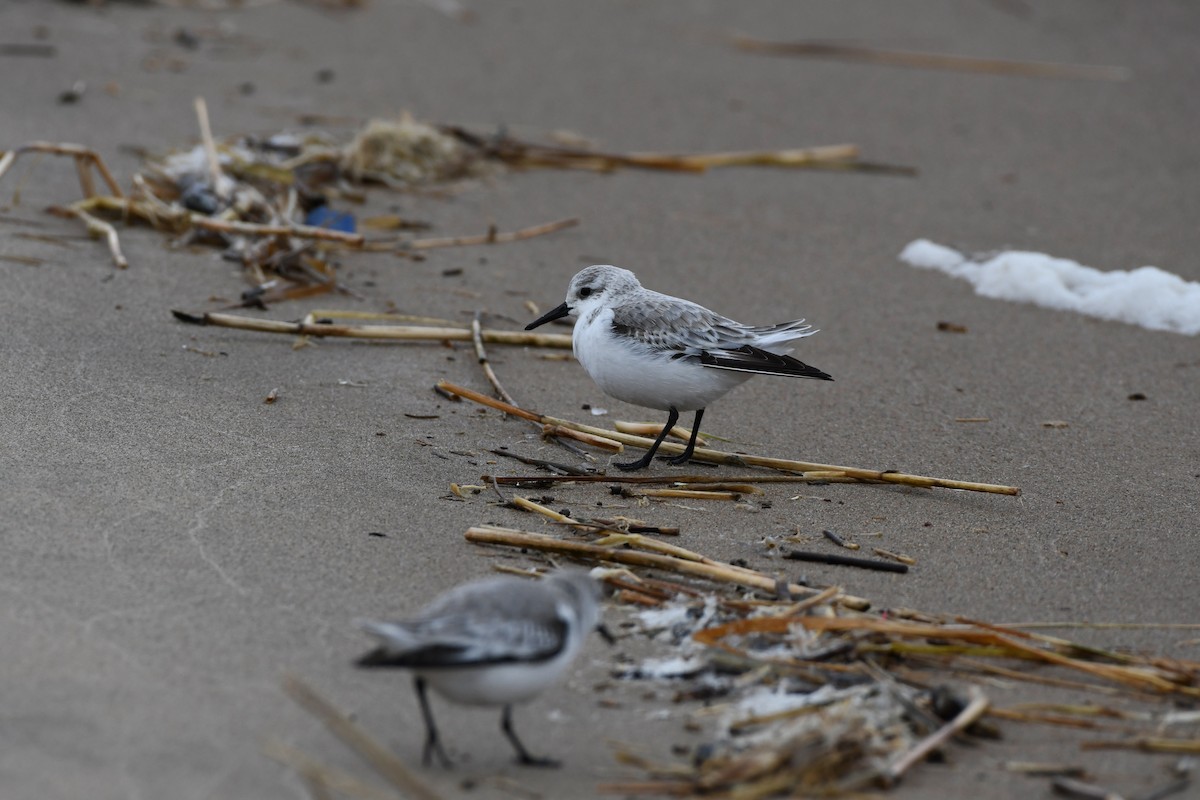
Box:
[525, 302, 571, 331]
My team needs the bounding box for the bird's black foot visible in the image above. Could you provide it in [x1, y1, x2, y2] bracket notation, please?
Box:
[615, 407, 682, 471]
[422, 738, 453, 769]
[501, 705, 558, 768]
[516, 753, 561, 769]
[614, 454, 656, 471]
[415, 677, 454, 768]
[666, 409, 704, 466]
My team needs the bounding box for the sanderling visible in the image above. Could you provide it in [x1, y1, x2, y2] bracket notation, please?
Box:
[355, 571, 606, 768]
[526, 265, 833, 470]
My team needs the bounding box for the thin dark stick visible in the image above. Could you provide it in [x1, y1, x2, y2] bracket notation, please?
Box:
[487, 451, 592, 476]
[784, 550, 909, 574]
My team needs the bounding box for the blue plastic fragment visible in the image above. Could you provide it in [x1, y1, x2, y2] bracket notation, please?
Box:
[305, 205, 356, 233]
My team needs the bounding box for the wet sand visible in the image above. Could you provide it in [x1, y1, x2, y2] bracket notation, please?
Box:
[2, 2, 1197, 798]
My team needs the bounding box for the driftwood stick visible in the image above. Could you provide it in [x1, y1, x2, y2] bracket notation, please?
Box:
[407, 217, 578, 250]
[281, 674, 442, 800]
[465, 524, 869, 609]
[170, 311, 573, 348]
[884, 686, 990, 784]
[439, 381, 1020, 495]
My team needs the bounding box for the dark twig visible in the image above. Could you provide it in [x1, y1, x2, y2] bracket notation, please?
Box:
[784, 550, 909, 574]
[486, 452, 592, 476]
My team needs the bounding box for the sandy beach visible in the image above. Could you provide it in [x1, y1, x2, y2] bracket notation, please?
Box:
[2, 2, 1198, 798]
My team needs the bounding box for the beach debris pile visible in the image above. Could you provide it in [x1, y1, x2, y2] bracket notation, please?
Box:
[464, 517, 1200, 798]
[0, 100, 910, 308]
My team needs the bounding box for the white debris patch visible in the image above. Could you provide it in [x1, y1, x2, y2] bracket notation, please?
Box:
[900, 239, 1200, 336]
[635, 656, 708, 679]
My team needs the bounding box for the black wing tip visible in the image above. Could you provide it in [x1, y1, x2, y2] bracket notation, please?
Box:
[355, 647, 407, 669]
[701, 346, 833, 381]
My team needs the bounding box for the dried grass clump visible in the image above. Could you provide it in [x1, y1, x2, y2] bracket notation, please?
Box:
[340, 115, 490, 185]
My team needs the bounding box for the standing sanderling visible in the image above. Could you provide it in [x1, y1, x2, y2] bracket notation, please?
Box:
[526, 265, 833, 471]
[355, 571, 607, 768]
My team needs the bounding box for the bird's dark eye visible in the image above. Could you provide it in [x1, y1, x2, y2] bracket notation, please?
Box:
[579, 287, 593, 298]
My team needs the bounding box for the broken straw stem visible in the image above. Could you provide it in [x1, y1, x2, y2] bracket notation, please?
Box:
[280, 674, 442, 800]
[438, 380, 1019, 495]
[170, 311, 573, 348]
[885, 687, 990, 783]
[465, 524, 868, 609]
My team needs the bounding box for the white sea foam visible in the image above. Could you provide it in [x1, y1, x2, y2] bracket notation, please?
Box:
[900, 240, 1200, 336]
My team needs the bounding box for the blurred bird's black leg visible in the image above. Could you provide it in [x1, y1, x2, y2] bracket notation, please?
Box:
[668, 408, 705, 465]
[501, 705, 559, 767]
[615, 407, 679, 471]
[414, 677, 452, 768]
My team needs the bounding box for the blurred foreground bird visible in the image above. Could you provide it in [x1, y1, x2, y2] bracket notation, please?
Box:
[355, 571, 606, 768]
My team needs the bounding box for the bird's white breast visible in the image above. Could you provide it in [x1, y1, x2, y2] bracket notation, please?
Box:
[573, 306, 751, 412]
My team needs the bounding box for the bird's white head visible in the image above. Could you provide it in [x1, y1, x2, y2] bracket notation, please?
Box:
[525, 265, 641, 330]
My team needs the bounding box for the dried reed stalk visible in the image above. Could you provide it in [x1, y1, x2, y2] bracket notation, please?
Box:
[171, 312, 573, 348]
[884, 687, 990, 784]
[733, 36, 1132, 81]
[193, 97, 224, 192]
[1080, 737, 1200, 755]
[488, 473, 849, 486]
[0, 142, 124, 198]
[471, 311, 516, 405]
[280, 674, 442, 800]
[541, 424, 624, 452]
[614, 420, 708, 447]
[262, 740, 402, 800]
[438, 381, 1020, 495]
[464, 524, 870, 609]
[47, 205, 128, 268]
[407, 217, 578, 249]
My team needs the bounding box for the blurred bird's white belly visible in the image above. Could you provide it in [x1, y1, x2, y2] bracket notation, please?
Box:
[419, 648, 574, 706]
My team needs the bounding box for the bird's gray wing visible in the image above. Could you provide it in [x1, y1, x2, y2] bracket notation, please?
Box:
[609, 296, 755, 354]
[356, 580, 569, 668]
[611, 298, 832, 380]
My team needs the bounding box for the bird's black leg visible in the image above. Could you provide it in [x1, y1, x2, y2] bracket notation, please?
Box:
[414, 677, 453, 768]
[668, 408, 705, 465]
[615, 407, 679, 471]
[500, 705, 559, 767]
